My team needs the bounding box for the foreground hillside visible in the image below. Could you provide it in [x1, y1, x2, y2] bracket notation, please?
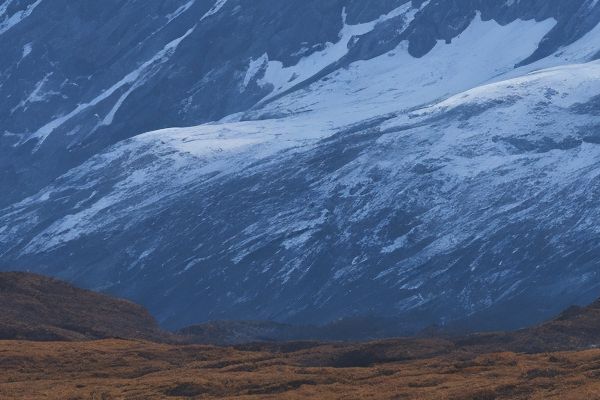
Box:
[0, 272, 164, 341]
[2, 272, 600, 398]
[2, 340, 600, 399]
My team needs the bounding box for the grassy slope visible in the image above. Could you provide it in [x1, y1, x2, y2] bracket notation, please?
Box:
[2, 339, 600, 399]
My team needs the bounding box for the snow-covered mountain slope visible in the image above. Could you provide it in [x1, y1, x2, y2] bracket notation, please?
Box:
[4, 57, 600, 329]
[2, 0, 600, 207]
[245, 13, 558, 127]
[3, 0, 600, 331]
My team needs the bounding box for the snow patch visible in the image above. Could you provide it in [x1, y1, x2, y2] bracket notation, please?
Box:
[167, 0, 195, 22]
[201, 0, 228, 20]
[253, 2, 421, 101]
[252, 13, 557, 133]
[22, 26, 196, 150]
[0, 0, 42, 36]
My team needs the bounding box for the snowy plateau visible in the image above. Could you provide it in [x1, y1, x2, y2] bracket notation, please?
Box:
[2, 0, 600, 332]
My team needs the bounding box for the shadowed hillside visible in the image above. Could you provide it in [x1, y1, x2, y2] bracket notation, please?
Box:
[0, 272, 164, 341]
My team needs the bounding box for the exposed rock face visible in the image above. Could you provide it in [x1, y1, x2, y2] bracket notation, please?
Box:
[2, 0, 600, 331]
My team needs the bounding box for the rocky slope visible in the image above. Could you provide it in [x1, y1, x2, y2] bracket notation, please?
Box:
[2, 0, 600, 331]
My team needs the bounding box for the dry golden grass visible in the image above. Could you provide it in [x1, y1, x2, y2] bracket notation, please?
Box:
[2, 339, 600, 399]
[4, 272, 600, 399]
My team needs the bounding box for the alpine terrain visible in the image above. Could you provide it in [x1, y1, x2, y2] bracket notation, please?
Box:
[2, 0, 600, 332]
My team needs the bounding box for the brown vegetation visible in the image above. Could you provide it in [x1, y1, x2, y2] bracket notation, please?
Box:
[0, 272, 164, 341]
[3, 271, 600, 399]
[2, 339, 600, 399]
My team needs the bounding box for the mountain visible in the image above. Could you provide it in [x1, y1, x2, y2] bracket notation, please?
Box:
[0, 271, 163, 340]
[2, 0, 600, 331]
